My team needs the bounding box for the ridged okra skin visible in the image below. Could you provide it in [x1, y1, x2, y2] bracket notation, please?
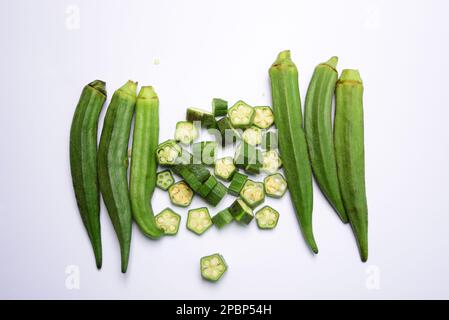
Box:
[305, 57, 348, 223]
[70, 80, 106, 269]
[98, 80, 137, 273]
[130, 86, 164, 239]
[334, 69, 368, 262]
[269, 50, 317, 253]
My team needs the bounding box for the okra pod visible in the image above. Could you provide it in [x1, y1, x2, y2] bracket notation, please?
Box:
[130, 86, 164, 239]
[70, 80, 106, 269]
[304, 57, 348, 223]
[335, 69, 368, 262]
[269, 50, 318, 253]
[98, 80, 137, 273]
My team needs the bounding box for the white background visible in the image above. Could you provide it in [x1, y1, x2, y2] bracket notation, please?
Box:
[1, 0, 448, 299]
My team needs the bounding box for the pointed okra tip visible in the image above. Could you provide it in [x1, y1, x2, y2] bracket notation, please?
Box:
[88, 80, 106, 96]
[138, 86, 158, 100]
[339, 69, 362, 83]
[324, 56, 338, 69]
[119, 80, 138, 96]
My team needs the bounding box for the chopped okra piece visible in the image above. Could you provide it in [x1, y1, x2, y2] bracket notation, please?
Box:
[216, 117, 241, 146]
[228, 100, 255, 129]
[198, 175, 218, 198]
[253, 106, 274, 129]
[242, 126, 263, 146]
[228, 172, 248, 196]
[156, 139, 181, 165]
[187, 207, 213, 235]
[244, 162, 261, 175]
[212, 208, 234, 228]
[255, 206, 279, 229]
[234, 142, 261, 169]
[229, 198, 254, 224]
[212, 98, 228, 117]
[261, 150, 282, 174]
[192, 141, 217, 166]
[156, 170, 174, 190]
[240, 179, 265, 208]
[264, 173, 288, 198]
[186, 107, 216, 129]
[214, 157, 236, 181]
[168, 181, 194, 207]
[261, 131, 278, 150]
[200, 253, 228, 282]
[175, 121, 198, 145]
[155, 208, 181, 235]
[205, 181, 227, 206]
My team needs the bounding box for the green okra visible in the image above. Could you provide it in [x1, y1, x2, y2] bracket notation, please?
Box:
[304, 57, 348, 223]
[335, 69, 368, 262]
[269, 50, 318, 253]
[98, 80, 137, 273]
[130, 86, 164, 239]
[70, 80, 107, 269]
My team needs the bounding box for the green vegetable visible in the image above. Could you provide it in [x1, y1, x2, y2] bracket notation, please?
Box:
[187, 207, 213, 235]
[261, 150, 282, 174]
[261, 131, 278, 150]
[130, 86, 164, 239]
[212, 98, 228, 117]
[214, 157, 236, 181]
[175, 121, 198, 145]
[192, 141, 217, 166]
[264, 173, 287, 198]
[253, 106, 274, 129]
[228, 100, 255, 129]
[173, 164, 211, 183]
[212, 209, 234, 228]
[269, 50, 318, 253]
[176, 167, 202, 192]
[186, 107, 216, 129]
[305, 57, 348, 223]
[234, 142, 261, 169]
[216, 117, 240, 146]
[229, 199, 254, 224]
[155, 208, 181, 235]
[200, 253, 227, 282]
[240, 179, 265, 208]
[98, 80, 137, 272]
[198, 175, 218, 198]
[228, 172, 248, 196]
[255, 206, 279, 229]
[335, 69, 368, 262]
[168, 181, 194, 207]
[156, 170, 175, 190]
[242, 126, 263, 146]
[244, 163, 261, 175]
[70, 80, 106, 269]
[156, 139, 182, 165]
[205, 181, 227, 206]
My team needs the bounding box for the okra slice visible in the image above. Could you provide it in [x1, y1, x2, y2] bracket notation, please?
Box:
[255, 206, 279, 229]
[192, 141, 217, 166]
[187, 207, 213, 235]
[186, 107, 216, 129]
[242, 126, 263, 146]
[214, 157, 236, 181]
[229, 198, 254, 224]
[155, 208, 181, 235]
[216, 117, 241, 146]
[261, 150, 282, 174]
[175, 121, 198, 145]
[200, 253, 228, 282]
[261, 131, 278, 150]
[156, 139, 182, 165]
[212, 208, 234, 228]
[253, 106, 274, 129]
[198, 175, 218, 198]
[205, 181, 227, 206]
[234, 142, 260, 169]
[168, 181, 194, 207]
[264, 173, 287, 198]
[228, 100, 255, 129]
[245, 162, 261, 175]
[175, 148, 193, 165]
[156, 170, 175, 191]
[212, 98, 228, 117]
[240, 180, 265, 208]
[228, 172, 248, 196]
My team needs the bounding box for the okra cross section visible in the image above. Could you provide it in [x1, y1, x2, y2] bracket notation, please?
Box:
[255, 206, 279, 229]
[155, 208, 181, 235]
[200, 253, 228, 282]
[187, 207, 213, 235]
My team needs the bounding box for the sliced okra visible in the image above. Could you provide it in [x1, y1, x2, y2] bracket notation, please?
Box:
[212, 98, 228, 117]
[253, 106, 274, 129]
[175, 121, 198, 145]
[168, 181, 194, 207]
[156, 170, 175, 191]
[155, 208, 181, 235]
[214, 157, 236, 181]
[261, 150, 282, 174]
[242, 126, 263, 146]
[228, 172, 248, 196]
[200, 253, 228, 282]
[156, 139, 182, 165]
[240, 179, 265, 209]
[264, 173, 288, 198]
[212, 209, 234, 228]
[187, 207, 213, 235]
[228, 100, 255, 129]
[255, 206, 279, 229]
[229, 198, 254, 224]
